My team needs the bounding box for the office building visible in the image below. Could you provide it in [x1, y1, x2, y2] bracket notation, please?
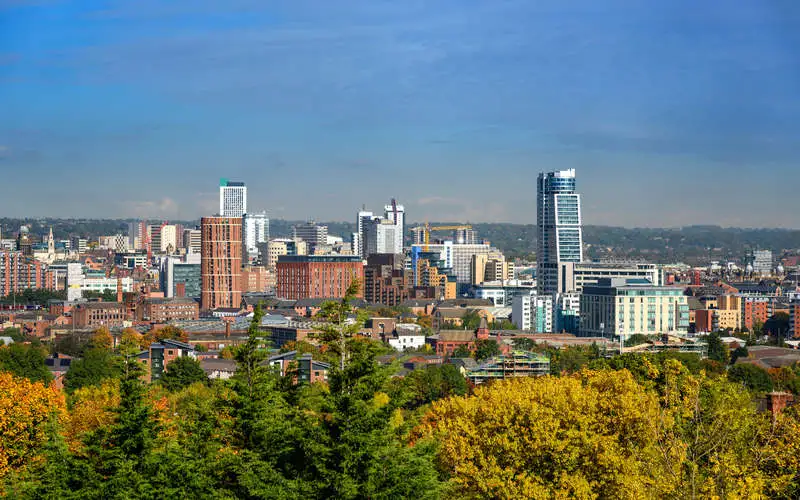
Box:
[551, 261, 663, 295]
[69, 236, 88, 254]
[292, 222, 329, 248]
[200, 216, 243, 310]
[128, 221, 147, 250]
[265, 238, 308, 269]
[745, 250, 773, 276]
[219, 179, 247, 217]
[555, 293, 581, 333]
[161, 257, 201, 299]
[149, 224, 177, 254]
[183, 228, 201, 255]
[243, 212, 269, 260]
[276, 255, 364, 300]
[413, 251, 457, 300]
[355, 200, 404, 258]
[512, 293, 553, 332]
[580, 278, 689, 340]
[537, 169, 583, 295]
[471, 252, 514, 285]
[412, 242, 496, 293]
[472, 280, 536, 307]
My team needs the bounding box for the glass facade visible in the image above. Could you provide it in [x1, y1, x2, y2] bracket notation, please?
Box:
[537, 169, 583, 294]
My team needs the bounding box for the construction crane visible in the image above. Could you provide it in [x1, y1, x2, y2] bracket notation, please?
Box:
[411, 223, 473, 251]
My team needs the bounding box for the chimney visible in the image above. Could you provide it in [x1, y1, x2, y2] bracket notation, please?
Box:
[767, 391, 794, 421]
[225, 320, 230, 339]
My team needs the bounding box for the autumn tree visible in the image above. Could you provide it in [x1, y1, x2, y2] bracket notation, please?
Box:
[89, 327, 113, 350]
[728, 363, 773, 393]
[0, 373, 67, 480]
[414, 370, 677, 498]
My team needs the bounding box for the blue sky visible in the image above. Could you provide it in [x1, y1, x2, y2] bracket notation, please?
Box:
[1, 0, 800, 227]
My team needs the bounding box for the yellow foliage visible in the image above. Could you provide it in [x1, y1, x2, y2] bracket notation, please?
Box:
[0, 372, 67, 478]
[90, 327, 113, 350]
[67, 379, 120, 451]
[414, 370, 680, 499]
[372, 391, 390, 409]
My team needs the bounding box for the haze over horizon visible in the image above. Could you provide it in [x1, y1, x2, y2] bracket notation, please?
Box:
[2, 1, 800, 227]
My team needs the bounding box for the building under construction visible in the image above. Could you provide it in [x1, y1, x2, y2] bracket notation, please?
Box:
[465, 350, 551, 385]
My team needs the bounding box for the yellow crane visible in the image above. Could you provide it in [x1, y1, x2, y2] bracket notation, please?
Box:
[411, 223, 473, 251]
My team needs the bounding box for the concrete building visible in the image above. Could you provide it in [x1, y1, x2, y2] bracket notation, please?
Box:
[472, 280, 536, 307]
[219, 179, 247, 217]
[149, 224, 177, 254]
[292, 222, 329, 248]
[265, 238, 308, 269]
[276, 255, 364, 300]
[200, 216, 243, 310]
[161, 257, 201, 298]
[551, 261, 664, 295]
[243, 212, 269, 261]
[537, 169, 583, 295]
[745, 249, 773, 276]
[355, 200, 404, 258]
[183, 228, 201, 255]
[128, 221, 147, 250]
[412, 242, 496, 294]
[470, 252, 513, 285]
[580, 278, 689, 340]
[512, 293, 553, 332]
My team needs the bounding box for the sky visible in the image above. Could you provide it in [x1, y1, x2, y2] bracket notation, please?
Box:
[1, 0, 800, 227]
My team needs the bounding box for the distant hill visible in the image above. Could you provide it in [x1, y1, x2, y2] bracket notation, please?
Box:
[2, 218, 799, 265]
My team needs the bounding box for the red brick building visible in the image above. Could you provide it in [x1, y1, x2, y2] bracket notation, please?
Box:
[139, 297, 199, 323]
[363, 254, 408, 306]
[73, 302, 126, 328]
[276, 255, 364, 300]
[742, 297, 769, 330]
[200, 216, 243, 310]
[790, 303, 800, 338]
[241, 265, 268, 293]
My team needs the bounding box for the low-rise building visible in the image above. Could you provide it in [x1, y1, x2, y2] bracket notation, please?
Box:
[384, 323, 426, 351]
[140, 297, 199, 323]
[137, 339, 196, 382]
[73, 302, 127, 328]
[464, 351, 550, 385]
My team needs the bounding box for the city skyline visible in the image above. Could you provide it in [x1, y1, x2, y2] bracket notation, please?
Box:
[3, 1, 800, 227]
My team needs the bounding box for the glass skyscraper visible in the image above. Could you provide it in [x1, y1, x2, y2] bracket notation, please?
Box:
[537, 169, 583, 295]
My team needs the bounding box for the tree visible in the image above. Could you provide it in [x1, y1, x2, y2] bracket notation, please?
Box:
[624, 333, 651, 347]
[451, 345, 471, 358]
[0, 343, 52, 384]
[0, 372, 67, 480]
[706, 332, 729, 365]
[416, 314, 432, 329]
[146, 325, 188, 344]
[730, 346, 749, 365]
[160, 357, 207, 392]
[2, 327, 24, 342]
[512, 337, 536, 351]
[474, 339, 500, 361]
[394, 364, 468, 409]
[89, 327, 113, 350]
[413, 370, 677, 498]
[66, 379, 121, 449]
[317, 280, 365, 371]
[64, 348, 119, 393]
[460, 310, 482, 330]
[728, 363, 773, 393]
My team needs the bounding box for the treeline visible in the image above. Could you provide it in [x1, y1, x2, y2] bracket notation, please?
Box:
[3, 308, 800, 497]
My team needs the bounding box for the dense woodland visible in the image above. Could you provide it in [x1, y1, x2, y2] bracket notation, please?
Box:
[3, 218, 800, 265]
[2, 292, 800, 498]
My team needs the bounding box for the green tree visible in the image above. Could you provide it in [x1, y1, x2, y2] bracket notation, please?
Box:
[395, 364, 468, 409]
[512, 337, 536, 351]
[2, 327, 24, 342]
[728, 363, 773, 393]
[624, 333, 651, 347]
[64, 348, 119, 394]
[160, 357, 207, 392]
[730, 346, 749, 365]
[706, 332, 729, 365]
[317, 280, 366, 371]
[0, 343, 52, 384]
[474, 339, 500, 361]
[461, 310, 482, 330]
[451, 345, 471, 358]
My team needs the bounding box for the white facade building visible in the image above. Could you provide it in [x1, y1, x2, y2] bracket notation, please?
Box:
[387, 324, 426, 351]
[243, 212, 269, 259]
[219, 179, 247, 217]
[512, 293, 553, 332]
